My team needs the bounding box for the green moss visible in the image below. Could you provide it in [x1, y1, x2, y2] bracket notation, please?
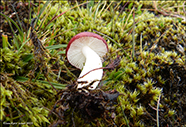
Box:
[102, 46, 185, 126]
[1, 1, 186, 126]
[37, 2, 186, 124]
[0, 73, 53, 126]
[0, 47, 34, 76]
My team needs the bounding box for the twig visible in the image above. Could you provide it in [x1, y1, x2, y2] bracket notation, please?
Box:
[75, 0, 84, 18]
[116, 2, 129, 21]
[153, 1, 186, 22]
[118, 98, 130, 127]
[148, 104, 163, 111]
[45, 75, 58, 92]
[145, 110, 157, 122]
[132, 7, 135, 60]
[156, 94, 161, 127]
[100, 1, 113, 18]
[183, 1, 186, 14]
[72, 107, 76, 127]
[98, 1, 107, 18]
[140, 33, 144, 63]
[62, 63, 77, 79]
[146, 28, 169, 63]
[78, 56, 120, 79]
[122, 7, 134, 31]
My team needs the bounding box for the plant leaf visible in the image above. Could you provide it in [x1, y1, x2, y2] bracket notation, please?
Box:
[15, 76, 66, 89]
[0, 12, 23, 37]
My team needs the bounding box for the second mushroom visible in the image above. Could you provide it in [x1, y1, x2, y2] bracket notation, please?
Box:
[66, 32, 108, 90]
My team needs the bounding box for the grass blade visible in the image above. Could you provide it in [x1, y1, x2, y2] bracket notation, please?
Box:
[10, 4, 24, 36]
[118, 98, 130, 127]
[132, 7, 135, 60]
[44, 1, 90, 28]
[17, 38, 30, 54]
[15, 76, 66, 89]
[22, 54, 33, 62]
[34, 1, 51, 29]
[45, 44, 67, 50]
[94, 1, 101, 21]
[0, 12, 23, 39]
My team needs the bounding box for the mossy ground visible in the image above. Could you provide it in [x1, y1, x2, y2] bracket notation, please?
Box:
[0, 1, 186, 127]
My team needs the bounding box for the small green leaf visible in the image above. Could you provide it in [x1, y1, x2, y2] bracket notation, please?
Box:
[0, 97, 6, 106]
[15, 76, 28, 82]
[115, 71, 124, 80]
[5, 90, 13, 97]
[57, 51, 65, 54]
[41, 115, 50, 123]
[22, 54, 33, 62]
[30, 116, 39, 126]
[45, 22, 54, 30]
[128, 3, 133, 10]
[17, 38, 30, 53]
[33, 107, 42, 113]
[0, 107, 5, 120]
[137, 4, 143, 14]
[109, 69, 116, 79]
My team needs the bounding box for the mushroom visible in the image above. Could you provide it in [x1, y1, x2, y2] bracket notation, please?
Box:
[66, 32, 108, 90]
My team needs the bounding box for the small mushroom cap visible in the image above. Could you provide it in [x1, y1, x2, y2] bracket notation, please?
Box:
[66, 32, 108, 69]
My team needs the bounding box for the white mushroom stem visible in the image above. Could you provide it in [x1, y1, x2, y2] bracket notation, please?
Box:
[77, 46, 103, 90]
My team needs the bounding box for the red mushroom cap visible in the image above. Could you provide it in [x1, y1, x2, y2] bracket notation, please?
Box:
[66, 32, 108, 69]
